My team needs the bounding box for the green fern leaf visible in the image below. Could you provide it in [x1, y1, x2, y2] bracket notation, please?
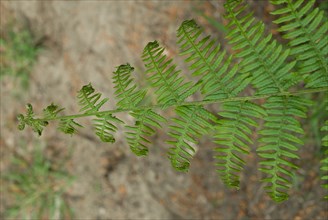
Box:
[77, 83, 109, 113]
[113, 63, 147, 108]
[167, 105, 216, 172]
[58, 119, 83, 135]
[126, 109, 166, 156]
[215, 101, 267, 188]
[257, 95, 312, 202]
[225, 0, 297, 94]
[142, 41, 197, 108]
[177, 19, 251, 101]
[42, 103, 64, 119]
[77, 83, 121, 142]
[271, 0, 328, 88]
[93, 113, 122, 143]
[113, 64, 166, 155]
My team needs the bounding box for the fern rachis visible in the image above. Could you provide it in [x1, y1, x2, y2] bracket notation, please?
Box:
[17, 0, 328, 202]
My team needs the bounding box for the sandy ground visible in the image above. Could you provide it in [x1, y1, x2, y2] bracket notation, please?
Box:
[1, 1, 327, 219]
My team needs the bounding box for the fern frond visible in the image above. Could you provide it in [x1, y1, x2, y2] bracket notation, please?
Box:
[42, 103, 64, 119]
[142, 41, 199, 108]
[17, 104, 48, 136]
[58, 119, 83, 135]
[177, 19, 251, 101]
[93, 113, 122, 143]
[224, 0, 297, 94]
[77, 83, 109, 113]
[113, 63, 147, 109]
[271, 0, 328, 88]
[126, 109, 166, 156]
[257, 95, 312, 202]
[215, 101, 267, 188]
[113, 64, 166, 155]
[167, 105, 216, 172]
[77, 83, 122, 142]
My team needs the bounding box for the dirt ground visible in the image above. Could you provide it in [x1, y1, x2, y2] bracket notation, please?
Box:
[1, 0, 327, 219]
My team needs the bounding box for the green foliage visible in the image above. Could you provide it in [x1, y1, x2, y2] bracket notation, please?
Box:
[142, 41, 201, 107]
[17, 0, 328, 202]
[1, 146, 74, 219]
[271, 0, 328, 88]
[17, 104, 49, 136]
[168, 105, 216, 171]
[0, 28, 40, 89]
[113, 64, 166, 155]
[77, 83, 122, 142]
[215, 101, 266, 188]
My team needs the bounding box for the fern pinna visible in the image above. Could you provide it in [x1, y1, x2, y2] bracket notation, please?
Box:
[18, 0, 328, 202]
[113, 63, 166, 156]
[270, 0, 328, 88]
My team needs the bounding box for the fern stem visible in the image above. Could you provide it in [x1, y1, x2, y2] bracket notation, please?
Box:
[34, 87, 327, 122]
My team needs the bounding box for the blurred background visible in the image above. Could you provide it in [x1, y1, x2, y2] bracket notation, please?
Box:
[0, 0, 327, 219]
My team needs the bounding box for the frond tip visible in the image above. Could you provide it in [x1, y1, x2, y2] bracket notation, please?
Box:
[17, 104, 48, 136]
[113, 63, 147, 109]
[42, 103, 64, 119]
[77, 83, 109, 113]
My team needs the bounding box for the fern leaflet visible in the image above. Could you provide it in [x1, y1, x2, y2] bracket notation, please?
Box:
[177, 19, 252, 101]
[142, 41, 200, 108]
[215, 101, 266, 188]
[225, 0, 297, 94]
[58, 119, 83, 135]
[257, 95, 312, 201]
[77, 83, 122, 142]
[113, 64, 166, 155]
[167, 105, 216, 172]
[271, 0, 328, 88]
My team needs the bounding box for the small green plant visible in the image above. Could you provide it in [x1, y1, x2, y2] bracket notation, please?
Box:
[0, 28, 40, 88]
[1, 145, 74, 219]
[18, 0, 327, 202]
